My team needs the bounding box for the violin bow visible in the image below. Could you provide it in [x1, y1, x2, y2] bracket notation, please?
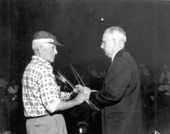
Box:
[69, 62, 85, 86]
[69, 62, 100, 111]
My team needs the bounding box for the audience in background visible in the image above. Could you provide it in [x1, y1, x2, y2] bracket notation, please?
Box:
[0, 76, 9, 133]
[159, 64, 170, 84]
[0, 76, 25, 134]
[158, 64, 170, 96]
[138, 64, 151, 92]
[1, 62, 170, 134]
[138, 64, 155, 127]
[158, 64, 170, 109]
[7, 78, 20, 134]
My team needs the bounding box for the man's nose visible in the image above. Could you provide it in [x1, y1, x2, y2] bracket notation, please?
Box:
[101, 44, 104, 49]
[55, 48, 58, 55]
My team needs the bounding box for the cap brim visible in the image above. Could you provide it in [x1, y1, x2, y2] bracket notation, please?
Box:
[55, 42, 63, 46]
[51, 41, 63, 46]
[33, 38, 63, 46]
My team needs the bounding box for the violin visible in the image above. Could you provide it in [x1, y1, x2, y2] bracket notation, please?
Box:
[56, 74, 73, 93]
[55, 69, 99, 111]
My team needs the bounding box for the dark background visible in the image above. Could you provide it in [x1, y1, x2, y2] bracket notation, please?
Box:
[0, 0, 170, 79]
[0, 0, 170, 134]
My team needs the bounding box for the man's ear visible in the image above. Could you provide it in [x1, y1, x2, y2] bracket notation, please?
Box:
[35, 45, 42, 56]
[39, 44, 45, 52]
[112, 38, 116, 43]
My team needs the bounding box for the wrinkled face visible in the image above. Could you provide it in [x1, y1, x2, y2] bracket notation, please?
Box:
[101, 32, 115, 58]
[39, 43, 58, 63]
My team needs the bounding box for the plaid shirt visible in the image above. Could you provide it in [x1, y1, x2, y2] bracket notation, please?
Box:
[22, 55, 71, 117]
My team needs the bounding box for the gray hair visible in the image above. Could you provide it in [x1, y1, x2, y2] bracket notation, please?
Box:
[32, 41, 42, 55]
[105, 26, 127, 42]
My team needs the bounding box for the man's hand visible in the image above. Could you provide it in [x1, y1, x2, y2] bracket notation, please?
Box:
[74, 91, 87, 105]
[75, 85, 92, 99]
[82, 86, 92, 99]
[75, 84, 84, 93]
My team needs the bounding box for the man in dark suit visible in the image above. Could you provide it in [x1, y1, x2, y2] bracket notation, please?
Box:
[77, 26, 145, 134]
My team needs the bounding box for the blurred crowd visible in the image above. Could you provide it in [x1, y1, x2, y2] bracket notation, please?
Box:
[138, 63, 170, 130]
[0, 63, 170, 134]
[0, 76, 25, 134]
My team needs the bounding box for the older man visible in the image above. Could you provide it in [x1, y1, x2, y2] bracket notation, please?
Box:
[77, 26, 145, 134]
[22, 31, 86, 134]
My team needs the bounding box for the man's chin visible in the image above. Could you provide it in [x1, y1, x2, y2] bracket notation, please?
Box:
[50, 59, 54, 63]
[48, 58, 54, 63]
[105, 53, 109, 57]
[105, 53, 112, 59]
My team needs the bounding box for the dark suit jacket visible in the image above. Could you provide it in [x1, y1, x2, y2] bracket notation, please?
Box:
[90, 49, 145, 134]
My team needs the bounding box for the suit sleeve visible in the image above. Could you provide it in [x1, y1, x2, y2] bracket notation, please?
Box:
[89, 58, 131, 109]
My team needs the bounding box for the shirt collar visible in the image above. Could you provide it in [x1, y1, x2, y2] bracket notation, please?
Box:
[32, 55, 51, 66]
[111, 48, 123, 62]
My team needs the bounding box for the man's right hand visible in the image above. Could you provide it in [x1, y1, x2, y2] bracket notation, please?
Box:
[75, 84, 84, 93]
[74, 91, 87, 105]
[81, 86, 92, 99]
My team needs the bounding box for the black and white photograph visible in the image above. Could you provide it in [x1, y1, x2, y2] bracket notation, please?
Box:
[0, 0, 170, 134]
